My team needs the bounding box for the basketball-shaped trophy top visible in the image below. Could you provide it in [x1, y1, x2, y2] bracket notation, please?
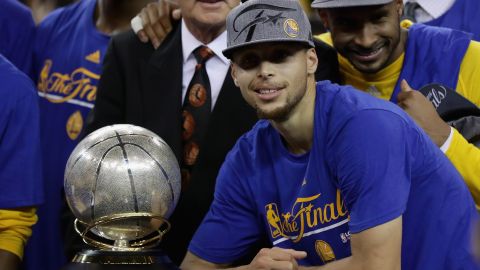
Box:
[64, 124, 181, 242]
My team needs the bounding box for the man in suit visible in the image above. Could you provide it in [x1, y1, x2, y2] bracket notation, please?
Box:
[85, 0, 339, 265]
[0, 54, 43, 270]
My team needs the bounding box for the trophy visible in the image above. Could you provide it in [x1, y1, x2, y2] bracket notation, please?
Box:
[62, 124, 181, 269]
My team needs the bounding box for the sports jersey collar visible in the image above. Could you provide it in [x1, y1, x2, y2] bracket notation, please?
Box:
[181, 19, 229, 65]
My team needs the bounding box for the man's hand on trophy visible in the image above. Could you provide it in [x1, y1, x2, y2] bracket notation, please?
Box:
[131, 0, 181, 49]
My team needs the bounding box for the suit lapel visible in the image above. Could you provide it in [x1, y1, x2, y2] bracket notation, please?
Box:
[141, 25, 184, 161]
[209, 69, 245, 128]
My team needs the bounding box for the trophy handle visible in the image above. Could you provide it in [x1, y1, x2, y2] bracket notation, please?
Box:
[74, 213, 171, 251]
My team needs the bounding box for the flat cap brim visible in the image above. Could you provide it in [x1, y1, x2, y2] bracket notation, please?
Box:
[311, 0, 392, 8]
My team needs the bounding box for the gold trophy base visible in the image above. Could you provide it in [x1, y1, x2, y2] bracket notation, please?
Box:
[63, 250, 179, 270]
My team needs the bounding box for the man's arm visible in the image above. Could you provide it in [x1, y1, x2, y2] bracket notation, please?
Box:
[181, 248, 307, 270]
[397, 80, 451, 147]
[397, 40, 480, 209]
[180, 217, 401, 270]
[397, 79, 480, 209]
[448, 40, 480, 209]
[132, 0, 181, 49]
[0, 250, 20, 270]
[0, 207, 38, 270]
[302, 217, 402, 270]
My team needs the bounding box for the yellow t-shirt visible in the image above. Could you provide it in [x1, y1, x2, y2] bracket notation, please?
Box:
[0, 208, 37, 259]
[316, 22, 480, 209]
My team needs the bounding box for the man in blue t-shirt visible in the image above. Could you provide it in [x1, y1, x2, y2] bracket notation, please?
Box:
[0, 54, 43, 270]
[25, 1, 154, 270]
[180, 0, 479, 269]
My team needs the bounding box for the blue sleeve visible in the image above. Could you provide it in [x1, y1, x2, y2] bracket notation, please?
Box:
[0, 72, 44, 208]
[0, 0, 35, 75]
[327, 109, 412, 233]
[188, 144, 263, 264]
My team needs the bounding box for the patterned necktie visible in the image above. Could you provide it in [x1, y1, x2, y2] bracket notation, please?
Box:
[181, 45, 214, 191]
[403, 2, 420, 23]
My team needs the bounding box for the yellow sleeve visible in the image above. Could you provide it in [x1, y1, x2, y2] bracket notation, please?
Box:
[0, 208, 37, 259]
[451, 40, 480, 210]
[445, 129, 480, 210]
[457, 40, 480, 105]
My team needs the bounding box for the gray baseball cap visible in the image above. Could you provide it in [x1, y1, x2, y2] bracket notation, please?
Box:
[311, 0, 392, 8]
[223, 0, 314, 59]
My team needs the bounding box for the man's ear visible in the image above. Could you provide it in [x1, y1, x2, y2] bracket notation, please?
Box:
[396, 0, 404, 17]
[317, 9, 329, 30]
[230, 63, 239, 87]
[306, 48, 318, 75]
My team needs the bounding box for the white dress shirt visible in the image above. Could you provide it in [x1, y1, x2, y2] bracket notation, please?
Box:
[181, 19, 230, 110]
[403, 0, 456, 23]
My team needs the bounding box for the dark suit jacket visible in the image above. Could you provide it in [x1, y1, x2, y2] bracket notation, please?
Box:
[68, 23, 339, 265]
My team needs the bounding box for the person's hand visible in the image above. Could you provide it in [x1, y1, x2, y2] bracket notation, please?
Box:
[245, 247, 307, 270]
[397, 79, 451, 147]
[131, 0, 181, 49]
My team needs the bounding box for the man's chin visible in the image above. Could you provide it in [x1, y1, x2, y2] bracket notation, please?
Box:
[256, 107, 290, 122]
[351, 61, 383, 74]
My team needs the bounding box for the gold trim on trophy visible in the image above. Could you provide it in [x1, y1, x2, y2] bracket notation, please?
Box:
[74, 213, 171, 251]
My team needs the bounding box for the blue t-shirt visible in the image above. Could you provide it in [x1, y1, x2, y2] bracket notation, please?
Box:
[189, 81, 478, 269]
[0, 0, 35, 74]
[0, 54, 43, 208]
[390, 23, 470, 103]
[425, 0, 480, 41]
[24, 1, 110, 270]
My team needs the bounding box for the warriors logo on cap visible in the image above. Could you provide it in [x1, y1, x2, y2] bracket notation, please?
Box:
[284, 18, 299, 37]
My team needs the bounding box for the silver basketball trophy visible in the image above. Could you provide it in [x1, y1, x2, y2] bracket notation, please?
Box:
[63, 124, 181, 269]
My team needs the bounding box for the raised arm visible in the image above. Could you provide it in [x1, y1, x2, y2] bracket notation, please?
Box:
[398, 79, 480, 209]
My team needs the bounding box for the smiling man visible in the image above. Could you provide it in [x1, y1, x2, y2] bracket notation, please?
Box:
[179, 0, 478, 269]
[86, 0, 340, 265]
[313, 0, 480, 209]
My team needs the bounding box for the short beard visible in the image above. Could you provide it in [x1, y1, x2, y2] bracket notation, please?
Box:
[254, 87, 305, 123]
[255, 105, 291, 122]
